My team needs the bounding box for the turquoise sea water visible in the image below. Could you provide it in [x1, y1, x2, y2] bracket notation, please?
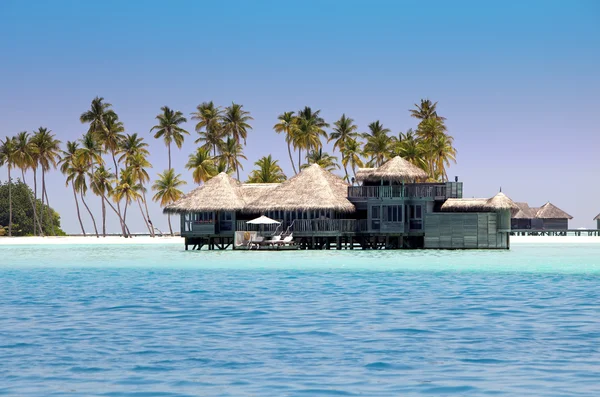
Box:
[1, 243, 600, 396]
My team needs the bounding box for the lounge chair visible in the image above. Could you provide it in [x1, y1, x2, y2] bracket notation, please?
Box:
[249, 236, 265, 249]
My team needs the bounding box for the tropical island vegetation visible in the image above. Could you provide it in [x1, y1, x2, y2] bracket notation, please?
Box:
[0, 97, 456, 237]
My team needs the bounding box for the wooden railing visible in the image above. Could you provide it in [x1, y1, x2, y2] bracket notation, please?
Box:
[236, 219, 368, 233]
[348, 184, 447, 199]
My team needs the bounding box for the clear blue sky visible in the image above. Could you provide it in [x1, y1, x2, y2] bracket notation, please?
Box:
[1, 0, 599, 232]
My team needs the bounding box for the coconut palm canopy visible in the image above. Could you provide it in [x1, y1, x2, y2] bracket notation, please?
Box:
[164, 172, 247, 214]
[441, 192, 518, 213]
[356, 156, 428, 182]
[245, 164, 355, 213]
[535, 202, 573, 219]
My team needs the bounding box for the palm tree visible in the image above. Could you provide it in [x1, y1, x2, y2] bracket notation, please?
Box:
[409, 99, 446, 121]
[218, 137, 247, 180]
[32, 127, 61, 235]
[247, 155, 287, 183]
[416, 118, 448, 175]
[329, 114, 358, 180]
[293, 106, 329, 168]
[303, 149, 339, 172]
[186, 147, 216, 184]
[222, 102, 253, 145]
[273, 111, 298, 174]
[150, 106, 188, 170]
[62, 151, 92, 236]
[341, 137, 364, 181]
[127, 153, 154, 236]
[113, 169, 142, 235]
[152, 169, 187, 236]
[91, 165, 116, 237]
[80, 96, 117, 135]
[94, 113, 126, 234]
[0, 136, 17, 236]
[215, 157, 230, 174]
[391, 130, 428, 172]
[14, 131, 42, 235]
[363, 121, 392, 167]
[119, 133, 150, 166]
[429, 133, 457, 182]
[191, 101, 224, 157]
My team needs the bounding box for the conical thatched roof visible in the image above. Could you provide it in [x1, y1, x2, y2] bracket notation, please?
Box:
[486, 192, 519, 214]
[441, 192, 518, 214]
[245, 164, 355, 213]
[513, 202, 536, 219]
[356, 156, 428, 182]
[164, 172, 246, 214]
[535, 202, 573, 219]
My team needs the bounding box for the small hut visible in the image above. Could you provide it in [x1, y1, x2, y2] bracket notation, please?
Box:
[594, 213, 600, 230]
[511, 202, 537, 229]
[441, 192, 518, 231]
[356, 156, 428, 184]
[245, 164, 355, 223]
[164, 172, 247, 234]
[534, 202, 573, 230]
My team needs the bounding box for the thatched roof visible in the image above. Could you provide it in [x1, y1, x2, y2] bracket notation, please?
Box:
[535, 202, 573, 219]
[241, 183, 279, 203]
[513, 202, 536, 219]
[441, 192, 518, 214]
[164, 172, 246, 214]
[244, 164, 355, 213]
[356, 156, 428, 182]
[594, 213, 600, 221]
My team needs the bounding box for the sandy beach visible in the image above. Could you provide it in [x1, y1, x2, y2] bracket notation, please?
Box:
[0, 236, 183, 245]
[0, 235, 598, 246]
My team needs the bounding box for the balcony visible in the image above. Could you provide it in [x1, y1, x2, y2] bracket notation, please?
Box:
[348, 183, 448, 201]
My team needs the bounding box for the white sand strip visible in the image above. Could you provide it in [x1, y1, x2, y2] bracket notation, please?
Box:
[0, 236, 183, 245]
[511, 236, 600, 244]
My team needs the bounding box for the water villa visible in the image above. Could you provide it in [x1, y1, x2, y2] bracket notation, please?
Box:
[595, 213, 600, 230]
[511, 202, 573, 230]
[165, 156, 519, 250]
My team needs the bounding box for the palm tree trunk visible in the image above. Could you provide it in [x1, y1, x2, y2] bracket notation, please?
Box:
[101, 192, 128, 237]
[111, 150, 127, 236]
[141, 190, 154, 237]
[123, 201, 132, 237]
[287, 141, 297, 174]
[43, 178, 55, 236]
[102, 197, 107, 237]
[22, 169, 40, 236]
[168, 142, 172, 171]
[8, 166, 12, 237]
[137, 198, 152, 235]
[72, 183, 86, 236]
[168, 214, 173, 236]
[39, 168, 44, 231]
[80, 192, 99, 237]
[33, 168, 43, 236]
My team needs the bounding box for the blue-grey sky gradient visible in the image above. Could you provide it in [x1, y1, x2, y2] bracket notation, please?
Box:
[1, 0, 599, 232]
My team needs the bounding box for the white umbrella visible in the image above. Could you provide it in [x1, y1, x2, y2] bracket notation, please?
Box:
[246, 215, 281, 225]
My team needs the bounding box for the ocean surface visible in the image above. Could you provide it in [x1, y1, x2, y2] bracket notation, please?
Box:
[1, 243, 599, 396]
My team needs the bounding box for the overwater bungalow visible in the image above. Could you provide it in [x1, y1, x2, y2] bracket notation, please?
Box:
[165, 156, 519, 250]
[511, 202, 573, 230]
[594, 213, 600, 230]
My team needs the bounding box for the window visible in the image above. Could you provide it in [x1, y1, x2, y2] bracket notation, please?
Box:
[371, 206, 380, 219]
[194, 212, 214, 223]
[409, 205, 422, 220]
[384, 205, 402, 222]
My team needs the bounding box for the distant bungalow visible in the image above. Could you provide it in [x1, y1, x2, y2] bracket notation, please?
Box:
[511, 202, 573, 230]
[595, 213, 600, 230]
[165, 156, 519, 250]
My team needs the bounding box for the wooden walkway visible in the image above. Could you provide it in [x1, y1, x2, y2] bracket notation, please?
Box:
[511, 229, 600, 237]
